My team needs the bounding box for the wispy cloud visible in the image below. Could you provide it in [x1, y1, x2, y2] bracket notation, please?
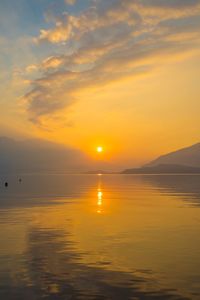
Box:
[23, 0, 200, 125]
[65, 0, 76, 5]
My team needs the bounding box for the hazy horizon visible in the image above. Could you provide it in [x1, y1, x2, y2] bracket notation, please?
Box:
[1, 135, 200, 173]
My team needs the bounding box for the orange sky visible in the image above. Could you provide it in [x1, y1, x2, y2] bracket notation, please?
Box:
[0, 0, 200, 167]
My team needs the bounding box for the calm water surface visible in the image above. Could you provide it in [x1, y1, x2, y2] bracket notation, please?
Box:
[0, 174, 200, 299]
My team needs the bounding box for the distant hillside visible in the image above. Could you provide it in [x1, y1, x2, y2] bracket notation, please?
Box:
[0, 137, 91, 173]
[122, 164, 200, 174]
[145, 143, 200, 168]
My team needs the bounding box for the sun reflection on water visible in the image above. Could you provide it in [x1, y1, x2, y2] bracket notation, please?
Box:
[97, 178, 103, 214]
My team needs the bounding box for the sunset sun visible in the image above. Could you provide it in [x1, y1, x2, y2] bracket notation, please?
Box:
[97, 146, 103, 153]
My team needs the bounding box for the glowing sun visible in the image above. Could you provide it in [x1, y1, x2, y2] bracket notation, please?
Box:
[97, 146, 103, 153]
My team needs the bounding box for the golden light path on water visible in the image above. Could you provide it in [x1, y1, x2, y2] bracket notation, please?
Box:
[97, 175, 103, 214]
[0, 174, 200, 299]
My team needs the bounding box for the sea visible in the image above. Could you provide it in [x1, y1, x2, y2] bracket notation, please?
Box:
[0, 174, 200, 299]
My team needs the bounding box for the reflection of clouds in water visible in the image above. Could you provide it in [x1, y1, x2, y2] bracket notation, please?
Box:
[0, 226, 187, 300]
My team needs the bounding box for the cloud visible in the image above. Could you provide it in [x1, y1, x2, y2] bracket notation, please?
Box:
[26, 64, 38, 73]
[65, 0, 76, 5]
[42, 56, 64, 70]
[23, 0, 200, 126]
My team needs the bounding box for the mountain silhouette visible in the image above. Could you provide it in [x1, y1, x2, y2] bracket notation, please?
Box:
[122, 142, 200, 174]
[145, 143, 200, 168]
[0, 137, 90, 173]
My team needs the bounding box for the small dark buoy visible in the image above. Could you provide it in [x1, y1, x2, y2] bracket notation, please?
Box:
[5, 182, 8, 187]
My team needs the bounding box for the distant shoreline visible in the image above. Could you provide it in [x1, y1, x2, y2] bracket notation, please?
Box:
[121, 164, 200, 175]
[2, 164, 200, 176]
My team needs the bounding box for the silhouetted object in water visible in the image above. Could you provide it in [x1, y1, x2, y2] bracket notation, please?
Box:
[5, 182, 8, 187]
[19, 178, 22, 183]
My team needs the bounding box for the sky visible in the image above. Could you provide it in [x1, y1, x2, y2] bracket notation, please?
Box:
[0, 0, 200, 167]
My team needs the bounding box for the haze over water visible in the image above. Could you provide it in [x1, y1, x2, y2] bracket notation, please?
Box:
[0, 174, 200, 300]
